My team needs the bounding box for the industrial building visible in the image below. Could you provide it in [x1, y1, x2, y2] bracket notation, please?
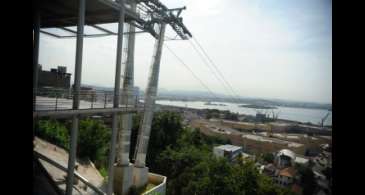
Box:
[274, 149, 309, 168]
[274, 149, 296, 168]
[256, 113, 267, 122]
[38, 65, 71, 89]
[213, 144, 243, 161]
[258, 149, 313, 193]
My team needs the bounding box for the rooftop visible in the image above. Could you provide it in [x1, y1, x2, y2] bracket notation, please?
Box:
[39, 0, 140, 28]
[241, 152, 251, 158]
[279, 167, 296, 178]
[277, 149, 296, 160]
[215, 144, 242, 152]
[264, 163, 276, 172]
[295, 156, 309, 164]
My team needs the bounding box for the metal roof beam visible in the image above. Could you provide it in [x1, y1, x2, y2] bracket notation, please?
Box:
[40, 30, 62, 38]
[60, 27, 77, 34]
[91, 25, 117, 34]
[41, 30, 146, 39]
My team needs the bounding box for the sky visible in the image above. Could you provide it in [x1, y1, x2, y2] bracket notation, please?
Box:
[38, 0, 332, 104]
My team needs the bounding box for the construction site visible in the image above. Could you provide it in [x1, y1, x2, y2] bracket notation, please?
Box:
[185, 109, 332, 156]
[157, 103, 331, 156]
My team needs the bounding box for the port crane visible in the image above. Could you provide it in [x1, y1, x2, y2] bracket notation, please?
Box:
[320, 112, 330, 127]
[266, 110, 279, 137]
[267, 123, 273, 137]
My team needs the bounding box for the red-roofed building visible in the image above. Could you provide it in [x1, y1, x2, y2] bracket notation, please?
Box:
[275, 167, 297, 187]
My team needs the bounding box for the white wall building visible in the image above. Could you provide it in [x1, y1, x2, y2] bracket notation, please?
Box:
[274, 149, 296, 168]
[213, 145, 243, 161]
[275, 149, 309, 168]
[295, 156, 309, 166]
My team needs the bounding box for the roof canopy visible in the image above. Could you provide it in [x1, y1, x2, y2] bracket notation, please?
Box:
[277, 149, 296, 160]
[39, 0, 141, 28]
[216, 144, 242, 152]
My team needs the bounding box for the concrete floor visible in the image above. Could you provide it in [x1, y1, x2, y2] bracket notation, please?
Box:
[33, 157, 62, 195]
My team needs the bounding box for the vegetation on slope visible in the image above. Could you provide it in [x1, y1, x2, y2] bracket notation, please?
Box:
[36, 118, 110, 169]
[36, 111, 293, 195]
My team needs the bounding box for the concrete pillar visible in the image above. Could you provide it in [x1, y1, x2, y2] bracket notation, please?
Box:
[107, 0, 126, 194]
[114, 163, 133, 195]
[133, 23, 166, 188]
[114, 1, 136, 194]
[33, 5, 40, 111]
[116, 3, 136, 167]
[65, 0, 85, 194]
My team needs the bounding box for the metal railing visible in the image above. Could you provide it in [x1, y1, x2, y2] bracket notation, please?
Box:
[34, 151, 106, 195]
[35, 88, 140, 111]
[34, 87, 143, 195]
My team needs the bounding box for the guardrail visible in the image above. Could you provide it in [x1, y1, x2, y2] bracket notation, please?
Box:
[34, 150, 106, 195]
[33, 87, 143, 195]
[35, 88, 139, 111]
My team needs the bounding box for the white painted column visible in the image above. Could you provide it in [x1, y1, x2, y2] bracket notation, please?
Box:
[132, 23, 166, 188]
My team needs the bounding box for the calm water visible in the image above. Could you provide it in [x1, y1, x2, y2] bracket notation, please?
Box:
[156, 100, 332, 126]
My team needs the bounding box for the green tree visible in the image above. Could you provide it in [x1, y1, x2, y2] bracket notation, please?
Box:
[77, 119, 111, 167]
[128, 111, 186, 170]
[205, 109, 220, 119]
[146, 111, 184, 170]
[262, 152, 275, 164]
[36, 118, 111, 169]
[36, 111, 296, 195]
[224, 111, 239, 121]
[297, 165, 317, 195]
[182, 157, 235, 195]
[231, 160, 261, 194]
[37, 119, 70, 150]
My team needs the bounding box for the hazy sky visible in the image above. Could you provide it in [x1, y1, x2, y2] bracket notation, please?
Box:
[39, 0, 332, 103]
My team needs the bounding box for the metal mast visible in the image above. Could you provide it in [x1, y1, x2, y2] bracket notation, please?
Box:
[131, 1, 192, 188]
[134, 22, 166, 168]
[132, 22, 166, 188]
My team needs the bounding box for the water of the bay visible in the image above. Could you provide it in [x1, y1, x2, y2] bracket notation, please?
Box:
[156, 100, 332, 126]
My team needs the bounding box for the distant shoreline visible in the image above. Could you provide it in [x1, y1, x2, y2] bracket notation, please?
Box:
[156, 103, 332, 129]
[238, 104, 277, 109]
[156, 98, 331, 111]
[204, 102, 227, 106]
